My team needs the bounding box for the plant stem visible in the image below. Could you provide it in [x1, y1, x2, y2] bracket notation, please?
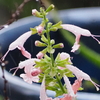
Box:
[43, 13, 66, 94]
[56, 75, 66, 93]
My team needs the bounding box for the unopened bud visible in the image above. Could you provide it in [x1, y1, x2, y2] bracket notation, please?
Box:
[30, 28, 37, 35]
[46, 4, 55, 12]
[36, 25, 44, 35]
[35, 40, 46, 47]
[36, 52, 44, 59]
[53, 43, 64, 49]
[50, 39, 55, 45]
[52, 21, 62, 29]
[32, 9, 43, 18]
[50, 27, 58, 31]
[41, 35, 48, 43]
[47, 22, 53, 28]
[36, 48, 47, 59]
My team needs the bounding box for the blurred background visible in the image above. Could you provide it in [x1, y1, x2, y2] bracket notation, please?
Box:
[0, 0, 100, 25]
[0, 0, 100, 99]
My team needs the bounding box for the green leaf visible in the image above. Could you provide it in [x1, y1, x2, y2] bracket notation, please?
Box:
[30, 28, 37, 35]
[55, 53, 60, 61]
[52, 21, 62, 28]
[41, 35, 48, 43]
[55, 58, 71, 67]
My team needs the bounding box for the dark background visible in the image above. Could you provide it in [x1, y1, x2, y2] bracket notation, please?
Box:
[0, 0, 100, 94]
[0, 0, 100, 24]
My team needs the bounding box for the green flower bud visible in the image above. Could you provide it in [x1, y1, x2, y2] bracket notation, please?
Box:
[46, 4, 55, 12]
[47, 22, 53, 28]
[52, 21, 62, 29]
[35, 40, 47, 47]
[50, 27, 58, 31]
[41, 35, 48, 43]
[32, 9, 43, 18]
[30, 28, 37, 35]
[50, 39, 55, 45]
[53, 43, 64, 49]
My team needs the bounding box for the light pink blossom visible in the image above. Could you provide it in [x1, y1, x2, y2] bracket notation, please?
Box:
[13, 58, 40, 76]
[1, 31, 32, 61]
[66, 65, 100, 91]
[61, 24, 100, 52]
[20, 67, 40, 84]
[19, 58, 40, 84]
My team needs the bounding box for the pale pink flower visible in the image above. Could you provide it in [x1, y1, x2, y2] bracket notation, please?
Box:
[13, 58, 40, 76]
[61, 24, 100, 52]
[1, 31, 32, 61]
[19, 58, 40, 84]
[66, 65, 100, 91]
[20, 67, 40, 84]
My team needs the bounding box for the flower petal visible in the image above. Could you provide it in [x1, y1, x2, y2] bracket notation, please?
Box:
[60, 95, 72, 100]
[20, 47, 31, 58]
[20, 74, 32, 84]
[67, 65, 100, 91]
[40, 76, 47, 100]
[61, 24, 91, 37]
[71, 42, 80, 52]
[63, 75, 75, 98]
[1, 31, 32, 61]
[72, 80, 82, 94]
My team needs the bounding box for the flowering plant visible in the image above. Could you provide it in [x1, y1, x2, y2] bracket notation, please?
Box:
[1, 4, 100, 100]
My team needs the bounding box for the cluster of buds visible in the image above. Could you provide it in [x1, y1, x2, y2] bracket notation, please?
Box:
[1, 4, 100, 100]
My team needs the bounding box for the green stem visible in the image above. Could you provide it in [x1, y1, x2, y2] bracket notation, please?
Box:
[43, 13, 66, 94]
[56, 75, 66, 93]
[50, 54, 54, 66]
